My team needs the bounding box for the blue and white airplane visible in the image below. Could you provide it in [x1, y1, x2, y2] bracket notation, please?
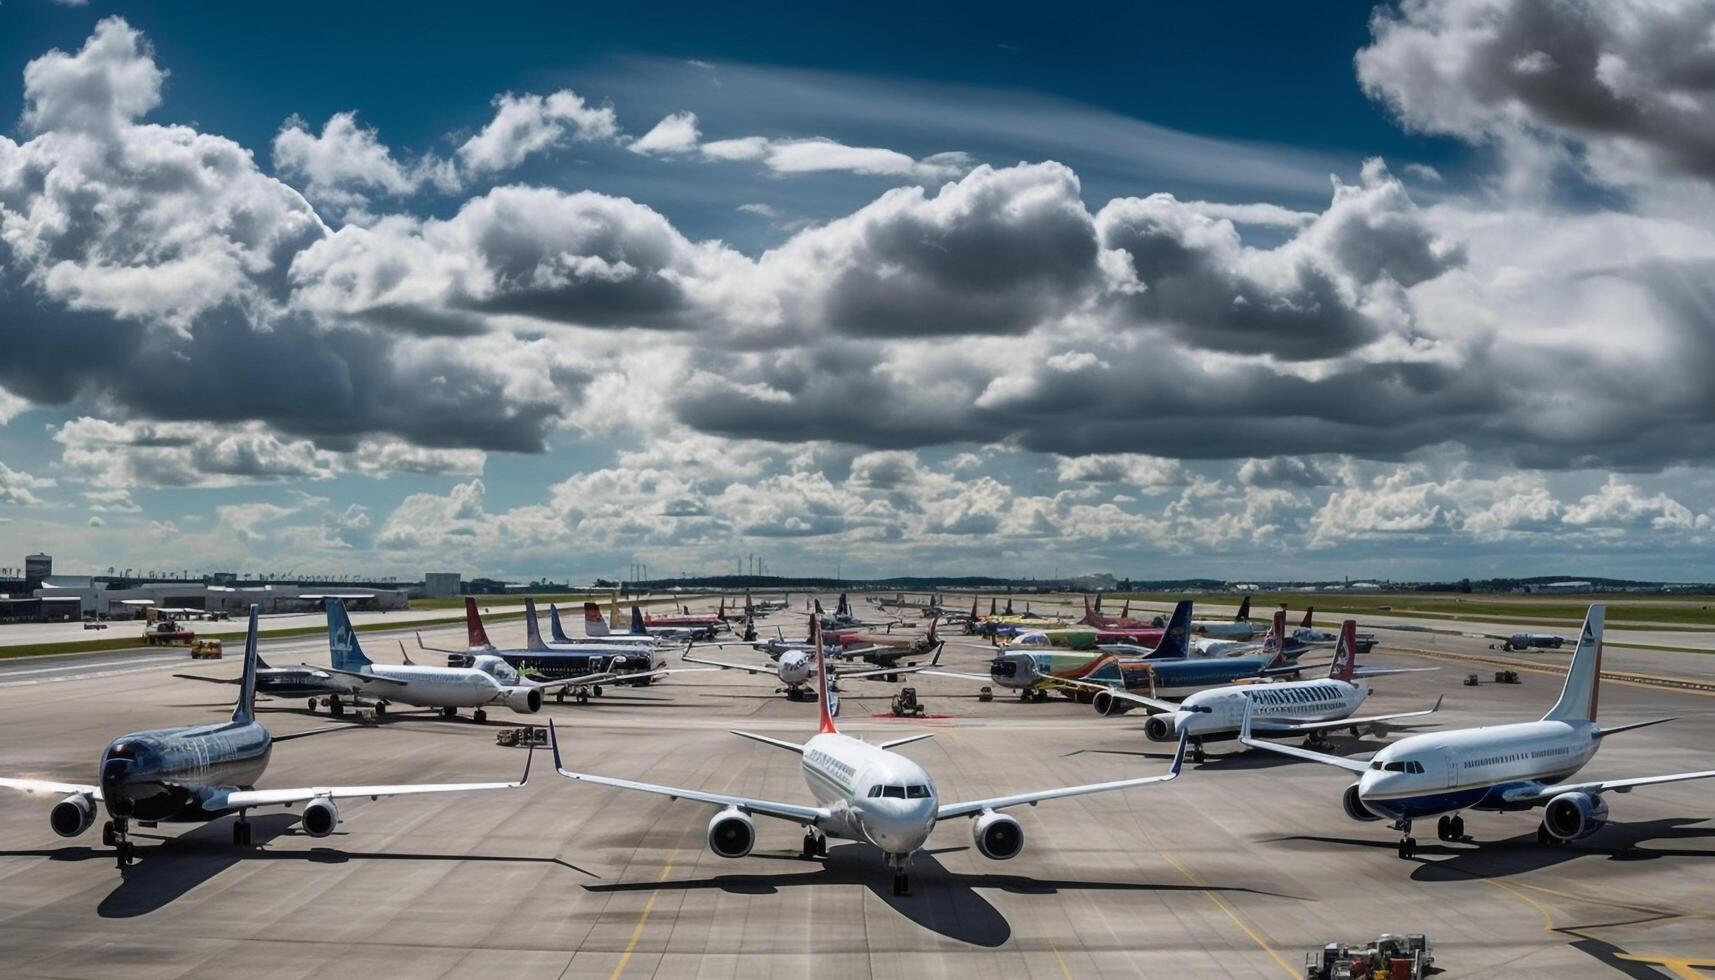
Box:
[1241, 604, 1715, 858]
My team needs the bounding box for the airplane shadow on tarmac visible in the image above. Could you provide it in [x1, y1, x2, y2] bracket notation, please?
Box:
[1263, 817, 1715, 881]
[582, 842, 1296, 947]
[0, 813, 597, 918]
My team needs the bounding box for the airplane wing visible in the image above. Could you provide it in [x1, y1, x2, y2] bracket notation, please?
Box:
[1504, 768, 1715, 804]
[204, 743, 533, 810]
[935, 732, 1185, 821]
[1051, 677, 1177, 714]
[1236, 702, 1370, 772]
[1256, 696, 1443, 735]
[919, 669, 996, 684]
[303, 663, 409, 688]
[0, 777, 103, 801]
[547, 721, 828, 826]
[681, 652, 776, 675]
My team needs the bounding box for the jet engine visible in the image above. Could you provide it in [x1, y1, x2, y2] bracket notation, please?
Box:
[973, 810, 1024, 860]
[1093, 690, 1139, 717]
[302, 798, 340, 837]
[707, 807, 755, 858]
[1543, 791, 1608, 841]
[49, 793, 96, 838]
[1142, 713, 1179, 740]
[503, 686, 544, 713]
[1342, 783, 1382, 822]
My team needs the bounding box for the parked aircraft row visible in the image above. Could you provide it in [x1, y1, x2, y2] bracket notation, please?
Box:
[3, 596, 1711, 903]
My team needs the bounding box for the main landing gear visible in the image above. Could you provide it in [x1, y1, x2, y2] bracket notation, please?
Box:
[1394, 820, 1416, 859]
[104, 819, 134, 868]
[800, 831, 827, 860]
[1436, 814, 1466, 842]
[232, 814, 253, 847]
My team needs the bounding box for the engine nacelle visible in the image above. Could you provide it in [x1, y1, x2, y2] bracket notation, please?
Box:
[1543, 791, 1608, 841]
[707, 807, 755, 858]
[973, 810, 1025, 860]
[1142, 713, 1177, 740]
[302, 798, 340, 838]
[503, 686, 543, 713]
[49, 793, 96, 838]
[1093, 690, 1138, 717]
[1342, 782, 1382, 822]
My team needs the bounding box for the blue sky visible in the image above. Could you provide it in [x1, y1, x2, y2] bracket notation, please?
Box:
[3, 2, 1715, 583]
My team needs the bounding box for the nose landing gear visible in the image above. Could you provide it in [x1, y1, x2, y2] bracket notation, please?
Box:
[104, 819, 133, 868]
[233, 814, 253, 847]
[1393, 819, 1416, 859]
[885, 852, 911, 896]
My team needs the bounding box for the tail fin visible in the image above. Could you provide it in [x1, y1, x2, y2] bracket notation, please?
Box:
[989, 598, 997, 616]
[465, 598, 495, 651]
[327, 598, 374, 672]
[814, 598, 825, 615]
[1328, 620, 1358, 681]
[1004, 597, 1014, 615]
[524, 598, 548, 651]
[718, 597, 726, 618]
[1300, 606, 1314, 629]
[1082, 595, 1096, 625]
[1235, 595, 1252, 622]
[1544, 605, 1605, 723]
[970, 597, 978, 619]
[814, 620, 839, 734]
[1263, 610, 1288, 664]
[1120, 600, 1130, 619]
[927, 617, 938, 644]
[583, 601, 610, 637]
[549, 604, 570, 643]
[1148, 601, 1193, 659]
[232, 604, 260, 724]
[629, 606, 646, 635]
[837, 593, 850, 618]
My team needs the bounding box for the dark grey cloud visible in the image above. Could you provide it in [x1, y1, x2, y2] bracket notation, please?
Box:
[1358, 0, 1715, 184]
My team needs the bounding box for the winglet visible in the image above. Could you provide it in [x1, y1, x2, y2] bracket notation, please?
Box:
[1238, 699, 1255, 746]
[1167, 729, 1188, 778]
[518, 729, 536, 786]
[548, 718, 566, 774]
[398, 640, 416, 666]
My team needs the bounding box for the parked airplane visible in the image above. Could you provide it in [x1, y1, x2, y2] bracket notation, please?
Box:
[1489, 632, 1568, 651]
[1005, 623, 1164, 651]
[175, 650, 347, 711]
[634, 604, 725, 642]
[1111, 621, 1439, 761]
[821, 615, 945, 669]
[1241, 605, 1715, 858]
[0, 605, 531, 868]
[682, 642, 942, 705]
[547, 602, 659, 647]
[1293, 607, 1378, 653]
[311, 600, 637, 722]
[547, 635, 1187, 895]
[423, 599, 664, 699]
[1079, 595, 1159, 629]
[932, 602, 1195, 701]
[1191, 595, 1257, 639]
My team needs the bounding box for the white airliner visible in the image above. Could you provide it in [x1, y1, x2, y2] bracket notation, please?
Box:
[309, 599, 652, 722]
[681, 643, 942, 707]
[1118, 621, 1440, 762]
[548, 636, 1187, 895]
[1242, 605, 1715, 858]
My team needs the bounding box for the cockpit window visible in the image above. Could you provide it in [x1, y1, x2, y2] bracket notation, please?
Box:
[906, 785, 930, 799]
[882, 785, 906, 798]
[868, 785, 884, 798]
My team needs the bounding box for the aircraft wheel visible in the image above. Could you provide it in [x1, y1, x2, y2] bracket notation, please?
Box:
[374, 702, 386, 718]
[329, 699, 345, 718]
[577, 689, 590, 704]
[892, 871, 910, 896]
[801, 832, 820, 860]
[593, 685, 604, 697]
[556, 689, 566, 704]
[102, 821, 117, 847]
[1450, 815, 1465, 840]
[1397, 836, 1415, 859]
[115, 841, 133, 869]
[473, 709, 487, 724]
[233, 819, 252, 847]
[441, 706, 458, 719]
[307, 698, 318, 713]
[1436, 816, 1452, 841]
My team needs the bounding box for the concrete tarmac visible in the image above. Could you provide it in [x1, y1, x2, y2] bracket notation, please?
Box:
[0, 603, 1712, 978]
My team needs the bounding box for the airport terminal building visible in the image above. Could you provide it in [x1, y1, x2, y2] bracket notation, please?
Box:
[4, 578, 409, 621]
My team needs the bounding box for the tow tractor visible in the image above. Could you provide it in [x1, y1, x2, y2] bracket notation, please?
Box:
[1305, 933, 1434, 979]
[189, 638, 223, 659]
[496, 726, 547, 748]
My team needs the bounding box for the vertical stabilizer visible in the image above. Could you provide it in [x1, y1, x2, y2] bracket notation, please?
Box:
[232, 604, 260, 724]
[524, 598, 548, 651]
[327, 598, 373, 672]
[1235, 595, 1252, 622]
[465, 598, 495, 652]
[1329, 620, 1357, 682]
[1300, 606, 1314, 629]
[1544, 605, 1605, 723]
[1262, 610, 1287, 663]
[629, 606, 646, 635]
[583, 601, 610, 637]
[1147, 601, 1193, 659]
